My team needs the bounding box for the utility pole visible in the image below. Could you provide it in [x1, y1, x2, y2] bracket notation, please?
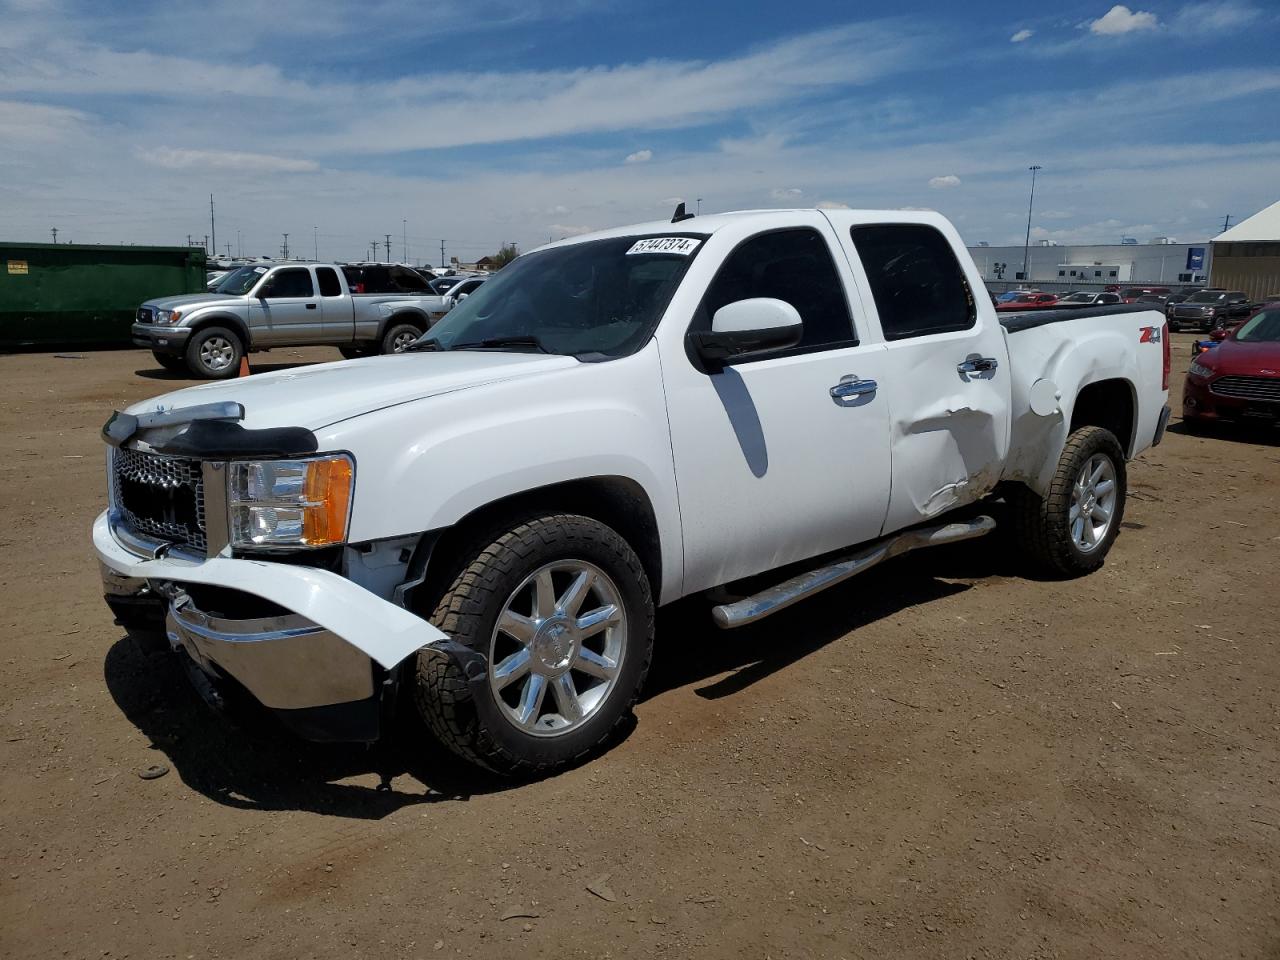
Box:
[440, 240, 446, 268]
[187, 234, 193, 247]
[50, 227, 57, 244]
[384, 234, 392, 263]
[1021, 164, 1042, 284]
[237, 230, 242, 258]
[204, 234, 209, 255]
[225, 243, 231, 257]
[281, 233, 290, 259]
[696, 198, 703, 215]
[370, 241, 379, 262]
[402, 219, 407, 263]
[209, 194, 216, 260]
[313, 226, 318, 261]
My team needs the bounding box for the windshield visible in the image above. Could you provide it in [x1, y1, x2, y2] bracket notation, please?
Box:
[1062, 293, 1093, 302]
[1234, 310, 1280, 342]
[420, 235, 702, 358]
[213, 265, 269, 295]
[1189, 291, 1226, 303]
[997, 292, 1024, 301]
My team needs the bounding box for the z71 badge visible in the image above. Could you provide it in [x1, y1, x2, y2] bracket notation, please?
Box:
[1139, 326, 1162, 343]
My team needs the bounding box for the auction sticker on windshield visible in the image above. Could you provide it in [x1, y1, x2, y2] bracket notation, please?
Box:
[626, 237, 701, 256]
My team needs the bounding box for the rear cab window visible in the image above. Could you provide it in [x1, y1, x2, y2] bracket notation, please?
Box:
[848, 224, 975, 340]
[316, 267, 343, 297]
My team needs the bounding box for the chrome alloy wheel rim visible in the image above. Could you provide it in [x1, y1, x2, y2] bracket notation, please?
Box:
[488, 560, 626, 737]
[1070, 453, 1117, 553]
[391, 331, 417, 352]
[200, 335, 235, 371]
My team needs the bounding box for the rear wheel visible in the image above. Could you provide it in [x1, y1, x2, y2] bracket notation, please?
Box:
[381, 322, 421, 355]
[152, 351, 187, 374]
[413, 514, 654, 777]
[184, 326, 243, 379]
[1009, 425, 1126, 577]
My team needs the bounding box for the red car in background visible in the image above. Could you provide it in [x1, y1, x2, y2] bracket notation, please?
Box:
[994, 292, 1060, 312]
[1120, 286, 1171, 304]
[1183, 304, 1280, 426]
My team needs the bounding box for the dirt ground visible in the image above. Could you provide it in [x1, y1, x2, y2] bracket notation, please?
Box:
[1, 337, 1278, 960]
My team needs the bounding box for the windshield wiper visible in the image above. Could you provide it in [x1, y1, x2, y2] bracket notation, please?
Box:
[450, 335, 548, 353]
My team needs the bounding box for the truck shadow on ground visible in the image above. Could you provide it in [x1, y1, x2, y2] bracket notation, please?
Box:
[101, 510, 1030, 818]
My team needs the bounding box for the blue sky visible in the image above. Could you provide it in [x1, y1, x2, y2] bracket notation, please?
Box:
[2, 0, 1277, 262]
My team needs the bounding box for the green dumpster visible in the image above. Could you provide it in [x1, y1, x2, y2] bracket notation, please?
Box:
[0, 242, 207, 349]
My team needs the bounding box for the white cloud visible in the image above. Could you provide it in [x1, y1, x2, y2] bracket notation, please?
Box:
[1089, 5, 1159, 35]
[0, 99, 84, 142]
[928, 174, 962, 189]
[1172, 1, 1260, 33]
[624, 149, 652, 164]
[1010, 29, 1034, 42]
[142, 147, 319, 173]
[816, 200, 850, 209]
[771, 187, 803, 200]
[549, 223, 594, 238]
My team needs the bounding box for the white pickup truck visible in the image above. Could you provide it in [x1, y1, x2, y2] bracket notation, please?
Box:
[132, 262, 447, 378]
[94, 208, 1170, 776]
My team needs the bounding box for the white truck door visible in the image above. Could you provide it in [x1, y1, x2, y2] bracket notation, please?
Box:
[844, 222, 1011, 534]
[662, 223, 893, 594]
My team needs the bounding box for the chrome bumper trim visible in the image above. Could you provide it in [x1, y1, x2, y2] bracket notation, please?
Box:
[166, 596, 376, 711]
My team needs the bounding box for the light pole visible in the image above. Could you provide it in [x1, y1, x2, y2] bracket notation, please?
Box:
[1021, 165, 1042, 284]
[696, 197, 703, 215]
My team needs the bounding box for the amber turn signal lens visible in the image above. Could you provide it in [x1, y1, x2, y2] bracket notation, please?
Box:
[301, 456, 354, 545]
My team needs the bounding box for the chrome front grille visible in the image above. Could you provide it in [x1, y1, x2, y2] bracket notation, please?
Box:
[111, 447, 207, 553]
[1210, 375, 1280, 403]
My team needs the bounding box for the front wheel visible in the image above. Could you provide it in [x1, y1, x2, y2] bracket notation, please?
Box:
[184, 326, 243, 379]
[413, 514, 654, 777]
[1009, 425, 1126, 577]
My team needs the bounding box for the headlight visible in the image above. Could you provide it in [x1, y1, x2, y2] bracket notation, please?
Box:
[1188, 360, 1215, 378]
[227, 454, 354, 548]
[156, 309, 182, 325]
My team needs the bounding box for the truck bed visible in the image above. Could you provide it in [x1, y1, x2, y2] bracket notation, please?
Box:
[999, 302, 1154, 333]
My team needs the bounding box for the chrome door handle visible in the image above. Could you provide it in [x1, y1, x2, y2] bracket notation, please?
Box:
[830, 375, 878, 400]
[958, 357, 999, 374]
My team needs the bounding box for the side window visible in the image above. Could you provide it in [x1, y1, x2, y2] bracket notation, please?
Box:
[360, 267, 390, 293]
[263, 268, 314, 299]
[849, 224, 975, 341]
[316, 267, 342, 297]
[699, 229, 853, 351]
[389, 266, 429, 292]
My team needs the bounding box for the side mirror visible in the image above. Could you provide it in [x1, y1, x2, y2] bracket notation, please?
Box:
[688, 298, 803, 366]
[457, 292, 469, 301]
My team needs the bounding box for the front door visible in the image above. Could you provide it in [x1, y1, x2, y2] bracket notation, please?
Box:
[249, 267, 322, 345]
[662, 223, 893, 594]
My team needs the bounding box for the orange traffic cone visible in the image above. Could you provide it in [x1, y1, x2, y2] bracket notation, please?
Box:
[238, 355, 250, 378]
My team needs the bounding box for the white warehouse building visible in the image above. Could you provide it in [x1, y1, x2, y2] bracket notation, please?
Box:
[967, 240, 1211, 290]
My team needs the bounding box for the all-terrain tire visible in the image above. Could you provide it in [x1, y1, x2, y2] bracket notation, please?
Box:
[413, 514, 654, 777]
[184, 326, 243, 379]
[381, 322, 422, 355]
[1009, 425, 1127, 577]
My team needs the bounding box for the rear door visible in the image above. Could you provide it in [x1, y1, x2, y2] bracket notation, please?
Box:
[843, 222, 1011, 534]
[315, 266, 353, 342]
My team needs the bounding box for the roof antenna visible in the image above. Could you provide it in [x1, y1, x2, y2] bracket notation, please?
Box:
[671, 202, 694, 223]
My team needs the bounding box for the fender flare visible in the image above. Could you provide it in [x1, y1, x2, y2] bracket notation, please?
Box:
[183, 313, 251, 349]
[376, 310, 430, 340]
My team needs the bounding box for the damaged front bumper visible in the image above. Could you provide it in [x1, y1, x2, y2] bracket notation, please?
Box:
[93, 510, 449, 741]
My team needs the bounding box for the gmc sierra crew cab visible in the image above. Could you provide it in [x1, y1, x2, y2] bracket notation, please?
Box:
[94, 207, 1171, 776]
[132, 262, 447, 378]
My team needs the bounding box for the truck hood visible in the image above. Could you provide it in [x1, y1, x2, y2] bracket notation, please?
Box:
[144, 293, 242, 311]
[125, 351, 581, 431]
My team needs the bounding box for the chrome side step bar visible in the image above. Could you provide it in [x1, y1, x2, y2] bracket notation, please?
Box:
[711, 515, 996, 629]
